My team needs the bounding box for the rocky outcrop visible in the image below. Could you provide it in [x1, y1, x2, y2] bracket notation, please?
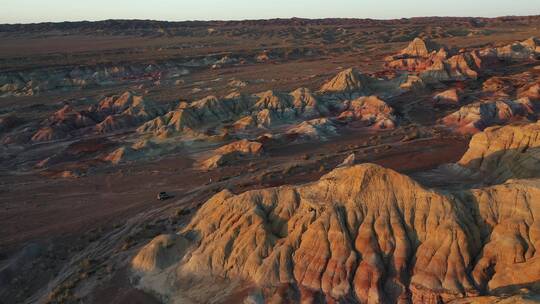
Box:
[290, 87, 331, 118]
[134, 68, 404, 141]
[419, 58, 451, 82]
[92, 92, 164, 134]
[399, 37, 441, 58]
[140, 89, 323, 135]
[496, 37, 540, 60]
[103, 139, 169, 164]
[190, 94, 251, 122]
[419, 52, 481, 83]
[137, 107, 200, 137]
[445, 52, 480, 80]
[232, 115, 257, 131]
[457, 122, 540, 183]
[46, 105, 96, 130]
[131, 234, 190, 273]
[482, 77, 515, 96]
[31, 126, 68, 142]
[441, 97, 537, 134]
[31, 105, 96, 142]
[434, 88, 460, 104]
[251, 91, 296, 127]
[339, 153, 356, 167]
[94, 91, 163, 121]
[397, 75, 425, 91]
[387, 37, 540, 83]
[31, 92, 163, 142]
[215, 139, 263, 155]
[0, 62, 189, 97]
[386, 38, 445, 72]
[103, 147, 137, 165]
[319, 68, 370, 94]
[134, 162, 540, 303]
[338, 96, 397, 129]
[286, 118, 338, 141]
[518, 81, 540, 101]
[139, 87, 338, 136]
[94, 115, 137, 133]
[200, 139, 263, 170]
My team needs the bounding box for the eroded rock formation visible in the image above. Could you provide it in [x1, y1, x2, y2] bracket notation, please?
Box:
[441, 97, 537, 134]
[138, 79, 396, 141]
[434, 88, 460, 104]
[457, 122, 540, 183]
[133, 160, 540, 303]
[200, 139, 264, 170]
[386, 37, 540, 83]
[32, 92, 163, 142]
[338, 96, 397, 129]
[319, 68, 370, 94]
[286, 118, 338, 141]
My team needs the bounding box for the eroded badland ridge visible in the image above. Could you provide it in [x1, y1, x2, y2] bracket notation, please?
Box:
[1, 16, 540, 304]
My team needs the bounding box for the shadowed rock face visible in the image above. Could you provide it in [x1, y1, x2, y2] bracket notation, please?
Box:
[134, 159, 540, 303]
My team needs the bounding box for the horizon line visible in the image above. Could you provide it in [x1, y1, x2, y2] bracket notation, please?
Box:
[2, 14, 540, 26]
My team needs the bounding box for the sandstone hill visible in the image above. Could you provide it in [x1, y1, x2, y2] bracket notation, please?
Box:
[133, 160, 540, 303]
[457, 122, 540, 183]
[319, 68, 370, 94]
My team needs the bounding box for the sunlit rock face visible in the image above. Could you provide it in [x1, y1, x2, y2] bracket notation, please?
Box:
[134, 159, 540, 303]
[457, 121, 540, 183]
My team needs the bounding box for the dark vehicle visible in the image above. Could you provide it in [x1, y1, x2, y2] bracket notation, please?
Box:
[157, 192, 172, 201]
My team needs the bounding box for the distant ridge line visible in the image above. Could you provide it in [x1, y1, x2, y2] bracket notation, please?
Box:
[1, 15, 540, 30]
